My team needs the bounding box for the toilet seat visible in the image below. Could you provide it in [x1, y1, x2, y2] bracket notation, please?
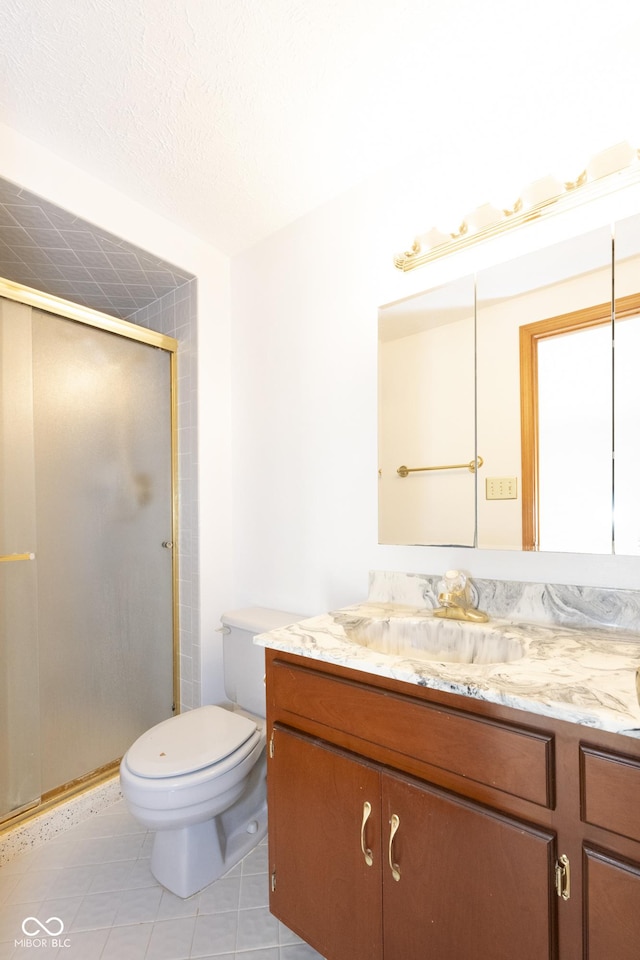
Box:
[125, 705, 258, 779]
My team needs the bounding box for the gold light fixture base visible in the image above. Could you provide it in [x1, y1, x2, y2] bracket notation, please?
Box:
[394, 145, 640, 272]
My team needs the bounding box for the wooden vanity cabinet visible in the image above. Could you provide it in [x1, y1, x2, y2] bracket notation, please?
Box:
[269, 725, 555, 960]
[265, 649, 640, 960]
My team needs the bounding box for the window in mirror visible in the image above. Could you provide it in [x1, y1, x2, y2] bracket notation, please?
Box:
[476, 227, 613, 552]
[518, 300, 615, 552]
[378, 275, 476, 546]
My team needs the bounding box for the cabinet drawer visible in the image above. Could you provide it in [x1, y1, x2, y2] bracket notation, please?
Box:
[581, 746, 640, 842]
[270, 658, 554, 807]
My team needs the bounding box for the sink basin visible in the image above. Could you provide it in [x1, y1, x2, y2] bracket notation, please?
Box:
[345, 615, 524, 665]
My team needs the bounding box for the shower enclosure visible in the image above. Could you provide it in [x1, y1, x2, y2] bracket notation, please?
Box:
[0, 281, 178, 824]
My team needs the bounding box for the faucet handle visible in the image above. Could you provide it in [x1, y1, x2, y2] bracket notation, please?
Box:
[439, 569, 467, 597]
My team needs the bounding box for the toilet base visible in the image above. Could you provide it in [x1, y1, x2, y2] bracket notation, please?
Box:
[148, 751, 268, 898]
[149, 800, 268, 899]
[151, 818, 223, 899]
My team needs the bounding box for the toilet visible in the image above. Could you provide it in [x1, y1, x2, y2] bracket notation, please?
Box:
[119, 607, 303, 898]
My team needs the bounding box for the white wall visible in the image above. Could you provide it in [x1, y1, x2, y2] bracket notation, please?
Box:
[0, 122, 232, 704]
[231, 164, 640, 616]
[5, 6, 640, 703]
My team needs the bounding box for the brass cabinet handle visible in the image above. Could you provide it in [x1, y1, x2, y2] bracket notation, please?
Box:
[388, 813, 401, 881]
[0, 552, 35, 562]
[360, 801, 373, 867]
[555, 854, 571, 900]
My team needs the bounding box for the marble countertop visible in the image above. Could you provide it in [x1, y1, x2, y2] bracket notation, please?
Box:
[255, 599, 640, 739]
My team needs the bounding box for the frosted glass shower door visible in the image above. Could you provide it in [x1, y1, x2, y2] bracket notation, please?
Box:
[0, 298, 41, 819]
[30, 309, 175, 794]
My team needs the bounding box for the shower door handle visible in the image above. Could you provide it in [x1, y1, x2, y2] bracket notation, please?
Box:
[0, 552, 35, 562]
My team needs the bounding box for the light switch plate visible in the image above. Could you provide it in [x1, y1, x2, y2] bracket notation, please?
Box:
[486, 477, 518, 500]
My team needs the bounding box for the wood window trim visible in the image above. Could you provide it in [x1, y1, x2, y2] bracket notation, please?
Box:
[518, 292, 640, 551]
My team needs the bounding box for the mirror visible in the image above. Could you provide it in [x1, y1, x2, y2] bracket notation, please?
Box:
[378, 212, 640, 554]
[378, 276, 476, 546]
[613, 213, 640, 555]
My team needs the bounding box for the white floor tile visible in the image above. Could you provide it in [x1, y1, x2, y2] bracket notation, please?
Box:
[221, 861, 242, 880]
[0, 877, 19, 909]
[86, 858, 135, 894]
[278, 921, 304, 946]
[42, 864, 96, 899]
[190, 911, 238, 957]
[236, 906, 280, 952]
[239, 871, 269, 910]
[70, 889, 122, 931]
[192, 955, 235, 960]
[280, 943, 326, 960]
[156, 888, 200, 921]
[231, 951, 279, 960]
[146, 916, 197, 960]
[112, 883, 162, 925]
[0, 901, 43, 943]
[241, 845, 269, 876]
[15, 841, 73, 871]
[1, 805, 324, 960]
[4, 869, 60, 905]
[198, 876, 240, 915]
[100, 920, 153, 960]
[59, 925, 110, 959]
[37, 895, 83, 933]
[125, 857, 156, 888]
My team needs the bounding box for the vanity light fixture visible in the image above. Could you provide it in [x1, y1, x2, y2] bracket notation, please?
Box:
[394, 142, 640, 272]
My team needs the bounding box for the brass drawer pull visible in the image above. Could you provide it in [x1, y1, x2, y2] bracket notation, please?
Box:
[388, 813, 401, 881]
[360, 801, 373, 867]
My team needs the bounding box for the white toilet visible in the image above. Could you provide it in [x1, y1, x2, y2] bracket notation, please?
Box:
[119, 607, 302, 898]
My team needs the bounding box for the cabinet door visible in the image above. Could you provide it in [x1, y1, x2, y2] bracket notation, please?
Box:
[381, 772, 558, 960]
[584, 847, 640, 960]
[268, 725, 383, 960]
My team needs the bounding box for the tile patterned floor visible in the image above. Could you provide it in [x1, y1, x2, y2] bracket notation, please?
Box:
[0, 801, 324, 960]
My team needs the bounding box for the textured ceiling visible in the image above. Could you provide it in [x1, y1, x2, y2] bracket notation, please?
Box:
[1, 0, 639, 256]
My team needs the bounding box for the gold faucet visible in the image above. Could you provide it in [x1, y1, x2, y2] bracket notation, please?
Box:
[432, 570, 489, 623]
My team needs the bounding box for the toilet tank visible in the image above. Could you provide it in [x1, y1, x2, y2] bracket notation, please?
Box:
[220, 607, 304, 716]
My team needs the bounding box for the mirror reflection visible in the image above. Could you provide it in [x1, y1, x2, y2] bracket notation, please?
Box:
[378, 276, 475, 546]
[477, 227, 613, 552]
[613, 213, 640, 556]
[378, 213, 640, 554]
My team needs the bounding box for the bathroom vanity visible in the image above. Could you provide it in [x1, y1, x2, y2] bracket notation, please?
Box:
[256, 573, 640, 960]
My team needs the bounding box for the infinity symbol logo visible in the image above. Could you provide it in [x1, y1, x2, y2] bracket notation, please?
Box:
[21, 916, 64, 936]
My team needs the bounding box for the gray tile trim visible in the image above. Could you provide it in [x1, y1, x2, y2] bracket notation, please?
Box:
[0, 176, 194, 319]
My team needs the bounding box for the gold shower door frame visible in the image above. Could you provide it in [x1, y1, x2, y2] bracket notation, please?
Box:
[0, 277, 179, 827]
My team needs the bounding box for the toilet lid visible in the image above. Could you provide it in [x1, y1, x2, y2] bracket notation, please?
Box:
[125, 705, 258, 778]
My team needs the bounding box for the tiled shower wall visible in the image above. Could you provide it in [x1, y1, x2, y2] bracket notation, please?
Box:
[131, 283, 200, 710]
